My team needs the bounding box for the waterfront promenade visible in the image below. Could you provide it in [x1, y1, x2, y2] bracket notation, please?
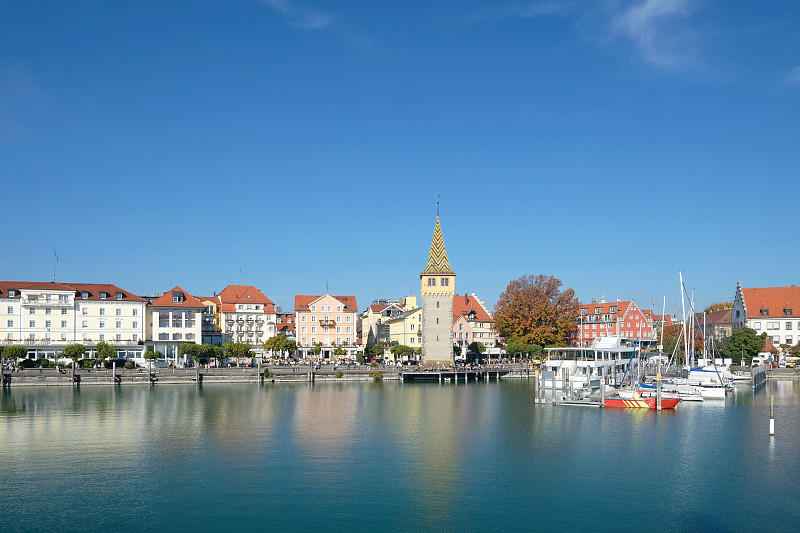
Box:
[2, 363, 797, 386]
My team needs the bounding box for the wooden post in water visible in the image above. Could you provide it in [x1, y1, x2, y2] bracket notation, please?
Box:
[770, 394, 775, 436]
[600, 367, 606, 408]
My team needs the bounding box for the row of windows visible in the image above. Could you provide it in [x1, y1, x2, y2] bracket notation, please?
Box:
[426, 278, 451, 287]
[6, 306, 141, 317]
[310, 305, 342, 312]
[300, 326, 352, 334]
[300, 315, 352, 323]
[6, 333, 138, 342]
[300, 337, 352, 346]
[753, 321, 794, 331]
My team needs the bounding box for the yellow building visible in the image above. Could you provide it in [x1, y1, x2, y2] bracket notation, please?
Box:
[386, 306, 423, 359]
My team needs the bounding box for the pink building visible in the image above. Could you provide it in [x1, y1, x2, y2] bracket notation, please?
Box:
[295, 293, 358, 360]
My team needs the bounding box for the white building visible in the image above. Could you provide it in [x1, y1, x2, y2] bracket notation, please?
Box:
[1, 281, 147, 360]
[732, 282, 800, 348]
[218, 285, 277, 346]
[145, 286, 205, 363]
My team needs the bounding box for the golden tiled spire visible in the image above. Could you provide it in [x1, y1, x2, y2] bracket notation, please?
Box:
[423, 215, 454, 274]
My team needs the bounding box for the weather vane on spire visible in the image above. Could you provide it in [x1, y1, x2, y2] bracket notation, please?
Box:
[437, 193, 441, 216]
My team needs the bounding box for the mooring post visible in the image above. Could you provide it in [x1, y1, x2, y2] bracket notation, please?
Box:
[770, 394, 775, 436]
[601, 367, 606, 407]
[551, 370, 556, 405]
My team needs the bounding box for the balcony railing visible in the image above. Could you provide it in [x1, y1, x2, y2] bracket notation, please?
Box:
[319, 319, 336, 327]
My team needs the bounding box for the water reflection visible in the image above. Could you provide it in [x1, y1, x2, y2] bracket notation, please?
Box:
[1, 380, 799, 532]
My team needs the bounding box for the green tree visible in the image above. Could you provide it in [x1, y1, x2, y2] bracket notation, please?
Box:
[390, 344, 414, 360]
[311, 342, 323, 358]
[366, 344, 383, 359]
[720, 328, 767, 365]
[333, 345, 346, 357]
[3, 345, 28, 363]
[223, 341, 253, 366]
[61, 343, 86, 364]
[94, 341, 116, 366]
[143, 350, 160, 360]
[493, 274, 579, 347]
[467, 341, 486, 355]
[178, 343, 200, 361]
[452, 344, 462, 358]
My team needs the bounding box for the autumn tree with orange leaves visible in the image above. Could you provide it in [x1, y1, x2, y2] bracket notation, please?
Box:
[493, 275, 579, 348]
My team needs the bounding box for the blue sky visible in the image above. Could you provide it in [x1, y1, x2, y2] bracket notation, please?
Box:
[2, 0, 799, 318]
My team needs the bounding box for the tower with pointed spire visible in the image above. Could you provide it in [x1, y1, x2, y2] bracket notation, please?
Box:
[420, 210, 455, 365]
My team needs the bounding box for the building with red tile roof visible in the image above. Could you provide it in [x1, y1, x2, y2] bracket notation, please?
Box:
[145, 286, 205, 364]
[452, 293, 498, 355]
[217, 285, 277, 347]
[0, 280, 147, 360]
[295, 293, 358, 360]
[276, 312, 296, 340]
[733, 282, 800, 348]
[577, 297, 656, 346]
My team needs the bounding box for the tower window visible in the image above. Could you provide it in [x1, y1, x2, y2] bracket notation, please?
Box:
[427, 278, 436, 287]
[441, 278, 449, 287]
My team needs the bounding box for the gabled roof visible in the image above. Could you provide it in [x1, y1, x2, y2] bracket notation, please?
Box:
[217, 285, 275, 313]
[0, 281, 76, 298]
[702, 308, 732, 326]
[295, 294, 358, 312]
[369, 304, 389, 313]
[148, 286, 205, 308]
[740, 286, 800, 319]
[453, 294, 492, 323]
[761, 336, 777, 353]
[63, 282, 148, 302]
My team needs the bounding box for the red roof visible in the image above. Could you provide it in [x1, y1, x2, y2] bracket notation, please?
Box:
[369, 304, 389, 312]
[148, 286, 205, 308]
[740, 286, 800, 319]
[762, 337, 777, 353]
[0, 281, 76, 298]
[295, 294, 358, 312]
[580, 300, 632, 315]
[452, 294, 492, 324]
[60, 282, 148, 302]
[217, 285, 276, 313]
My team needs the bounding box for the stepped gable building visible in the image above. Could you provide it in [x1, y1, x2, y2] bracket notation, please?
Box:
[0, 280, 147, 360]
[577, 297, 655, 346]
[145, 286, 205, 363]
[294, 293, 358, 360]
[420, 213, 455, 365]
[732, 283, 800, 348]
[217, 285, 277, 346]
[452, 293, 497, 354]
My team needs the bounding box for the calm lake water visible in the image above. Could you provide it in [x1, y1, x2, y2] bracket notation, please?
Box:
[2, 379, 799, 532]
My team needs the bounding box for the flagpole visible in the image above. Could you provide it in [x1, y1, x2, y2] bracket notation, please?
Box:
[53, 249, 57, 282]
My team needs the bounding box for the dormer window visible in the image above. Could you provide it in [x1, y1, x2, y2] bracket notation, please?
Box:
[100, 292, 108, 300]
[761, 309, 769, 316]
[8, 289, 16, 297]
[116, 292, 123, 300]
[81, 291, 89, 299]
[785, 309, 793, 316]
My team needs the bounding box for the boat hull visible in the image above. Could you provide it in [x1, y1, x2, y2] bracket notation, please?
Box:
[604, 396, 681, 409]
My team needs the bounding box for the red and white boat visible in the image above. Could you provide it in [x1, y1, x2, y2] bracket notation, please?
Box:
[604, 390, 681, 409]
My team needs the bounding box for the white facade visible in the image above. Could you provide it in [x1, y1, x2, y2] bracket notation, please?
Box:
[0, 282, 147, 359]
[732, 283, 800, 348]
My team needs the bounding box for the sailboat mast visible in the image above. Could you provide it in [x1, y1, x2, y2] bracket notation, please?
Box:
[680, 272, 687, 369]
